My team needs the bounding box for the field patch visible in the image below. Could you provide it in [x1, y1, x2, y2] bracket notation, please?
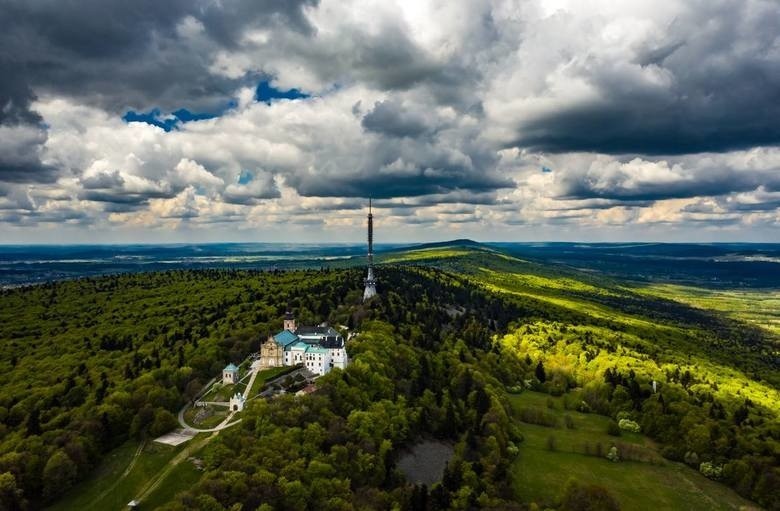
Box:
[508, 392, 758, 510]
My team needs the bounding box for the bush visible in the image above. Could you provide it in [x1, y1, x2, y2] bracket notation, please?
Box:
[559, 479, 620, 511]
[607, 420, 621, 437]
[546, 435, 557, 451]
[618, 418, 640, 433]
[518, 407, 558, 427]
[684, 451, 700, 467]
[564, 414, 575, 429]
[699, 461, 723, 480]
[606, 445, 620, 462]
[149, 408, 178, 437]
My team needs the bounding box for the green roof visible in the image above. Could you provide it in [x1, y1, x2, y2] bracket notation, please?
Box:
[287, 341, 309, 350]
[273, 330, 299, 346]
[307, 346, 328, 355]
[224, 363, 238, 372]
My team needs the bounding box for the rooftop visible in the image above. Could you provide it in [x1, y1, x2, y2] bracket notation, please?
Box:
[224, 363, 238, 372]
[289, 341, 309, 350]
[296, 325, 340, 337]
[273, 330, 299, 346]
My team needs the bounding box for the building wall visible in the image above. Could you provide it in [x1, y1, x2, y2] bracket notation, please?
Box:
[329, 348, 348, 370]
[304, 351, 331, 376]
[259, 338, 284, 368]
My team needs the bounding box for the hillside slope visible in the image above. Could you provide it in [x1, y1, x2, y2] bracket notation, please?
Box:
[378, 241, 779, 508]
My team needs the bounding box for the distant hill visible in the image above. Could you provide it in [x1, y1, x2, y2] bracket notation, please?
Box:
[381, 238, 487, 252]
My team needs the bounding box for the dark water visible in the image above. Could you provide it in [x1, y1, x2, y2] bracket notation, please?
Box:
[397, 440, 454, 485]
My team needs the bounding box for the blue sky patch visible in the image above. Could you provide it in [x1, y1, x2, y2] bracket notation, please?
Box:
[256, 80, 309, 103]
[122, 108, 220, 132]
[237, 170, 254, 185]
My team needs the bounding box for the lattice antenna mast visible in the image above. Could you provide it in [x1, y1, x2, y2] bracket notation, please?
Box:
[367, 198, 373, 264]
[363, 198, 377, 301]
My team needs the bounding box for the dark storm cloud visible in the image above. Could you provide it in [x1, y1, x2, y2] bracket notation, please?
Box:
[553, 155, 780, 203]
[78, 190, 173, 205]
[0, 125, 57, 183]
[198, 0, 318, 46]
[288, 138, 513, 200]
[508, 1, 780, 155]
[362, 100, 434, 139]
[80, 170, 125, 190]
[0, 0, 318, 115]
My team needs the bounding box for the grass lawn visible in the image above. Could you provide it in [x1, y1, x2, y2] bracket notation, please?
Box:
[139, 457, 203, 510]
[508, 391, 758, 510]
[196, 410, 229, 428]
[48, 440, 187, 511]
[184, 405, 229, 428]
[247, 365, 295, 397]
[202, 381, 246, 402]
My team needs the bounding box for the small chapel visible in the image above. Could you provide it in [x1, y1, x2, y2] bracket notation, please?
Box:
[258, 311, 348, 376]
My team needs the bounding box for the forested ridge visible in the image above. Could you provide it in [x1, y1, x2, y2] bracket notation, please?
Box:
[0, 247, 777, 509]
[0, 268, 363, 508]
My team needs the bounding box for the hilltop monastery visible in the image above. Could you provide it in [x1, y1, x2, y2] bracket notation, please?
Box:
[258, 311, 348, 376]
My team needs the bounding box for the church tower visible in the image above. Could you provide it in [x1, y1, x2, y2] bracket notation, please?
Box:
[363, 199, 377, 301]
[283, 309, 296, 332]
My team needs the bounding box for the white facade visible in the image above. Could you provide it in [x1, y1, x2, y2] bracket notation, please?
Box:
[263, 315, 349, 377]
[304, 349, 331, 376]
[229, 393, 245, 412]
[329, 348, 349, 370]
[222, 364, 239, 385]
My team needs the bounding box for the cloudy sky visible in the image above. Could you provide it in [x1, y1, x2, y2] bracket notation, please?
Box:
[1, 0, 779, 243]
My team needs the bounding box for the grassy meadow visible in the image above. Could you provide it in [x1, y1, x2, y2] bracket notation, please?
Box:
[508, 392, 758, 510]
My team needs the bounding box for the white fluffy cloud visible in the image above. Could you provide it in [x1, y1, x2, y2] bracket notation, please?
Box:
[1, 0, 778, 241]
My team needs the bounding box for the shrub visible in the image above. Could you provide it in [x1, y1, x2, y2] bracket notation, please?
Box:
[559, 479, 620, 511]
[564, 414, 575, 429]
[606, 420, 621, 436]
[518, 407, 558, 428]
[684, 451, 700, 467]
[615, 442, 655, 463]
[618, 418, 641, 433]
[699, 461, 723, 480]
[546, 435, 557, 451]
[606, 445, 620, 462]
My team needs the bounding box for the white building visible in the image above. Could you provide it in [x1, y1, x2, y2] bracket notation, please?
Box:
[259, 312, 349, 376]
[222, 363, 239, 385]
[229, 393, 245, 412]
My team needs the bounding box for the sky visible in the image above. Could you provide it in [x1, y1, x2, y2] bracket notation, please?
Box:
[1, 0, 779, 244]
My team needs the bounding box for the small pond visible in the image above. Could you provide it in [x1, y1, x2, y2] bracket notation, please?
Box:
[396, 440, 455, 485]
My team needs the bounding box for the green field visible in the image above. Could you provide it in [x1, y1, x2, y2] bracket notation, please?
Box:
[636, 283, 780, 337]
[508, 392, 758, 510]
[247, 365, 294, 397]
[48, 440, 183, 511]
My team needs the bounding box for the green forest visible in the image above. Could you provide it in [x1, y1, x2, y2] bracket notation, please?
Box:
[0, 243, 777, 510]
